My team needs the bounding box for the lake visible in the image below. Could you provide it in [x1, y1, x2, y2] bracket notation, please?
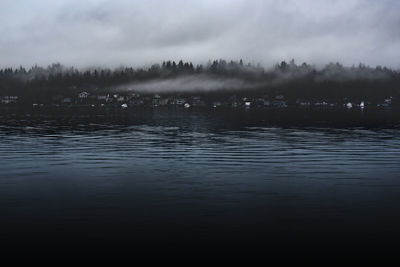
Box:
[1, 109, 400, 263]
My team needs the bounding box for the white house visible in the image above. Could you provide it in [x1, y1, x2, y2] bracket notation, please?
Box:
[173, 98, 186, 105]
[1, 96, 18, 104]
[78, 91, 89, 99]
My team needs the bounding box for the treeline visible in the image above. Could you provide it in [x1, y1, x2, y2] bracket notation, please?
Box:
[1, 59, 400, 103]
[0, 59, 264, 91]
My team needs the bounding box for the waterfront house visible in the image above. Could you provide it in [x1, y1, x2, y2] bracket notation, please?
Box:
[314, 101, 328, 107]
[78, 92, 89, 99]
[255, 98, 270, 107]
[191, 96, 206, 107]
[272, 100, 288, 108]
[117, 96, 125, 102]
[378, 99, 391, 108]
[129, 99, 144, 106]
[152, 98, 160, 107]
[159, 98, 169, 106]
[152, 94, 162, 106]
[1, 96, 18, 104]
[296, 99, 311, 107]
[171, 98, 186, 105]
[299, 102, 311, 107]
[212, 101, 222, 108]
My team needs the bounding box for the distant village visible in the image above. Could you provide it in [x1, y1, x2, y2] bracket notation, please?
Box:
[0, 91, 395, 110]
[1, 60, 399, 112]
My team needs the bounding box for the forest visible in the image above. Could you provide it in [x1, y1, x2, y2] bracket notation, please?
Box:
[0, 59, 399, 106]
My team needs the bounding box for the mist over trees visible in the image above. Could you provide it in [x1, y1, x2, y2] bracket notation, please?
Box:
[0, 60, 399, 105]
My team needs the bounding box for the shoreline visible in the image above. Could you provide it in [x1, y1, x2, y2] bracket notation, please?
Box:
[1, 106, 399, 128]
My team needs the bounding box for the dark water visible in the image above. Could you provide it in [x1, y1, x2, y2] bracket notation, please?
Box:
[1, 110, 400, 263]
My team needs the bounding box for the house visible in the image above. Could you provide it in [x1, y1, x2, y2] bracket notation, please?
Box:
[159, 98, 169, 106]
[212, 101, 222, 108]
[177, 98, 186, 105]
[1, 96, 18, 104]
[255, 98, 270, 107]
[384, 98, 392, 105]
[378, 99, 391, 108]
[272, 100, 288, 108]
[152, 95, 163, 106]
[152, 98, 160, 107]
[191, 96, 206, 107]
[78, 91, 89, 99]
[171, 98, 186, 105]
[314, 101, 328, 107]
[296, 100, 311, 107]
[129, 99, 144, 106]
[131, 93, 140, 98]
[299, 102, 311, 107]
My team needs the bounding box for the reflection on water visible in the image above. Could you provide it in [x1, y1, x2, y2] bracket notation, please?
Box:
[1, 110, 400, 262]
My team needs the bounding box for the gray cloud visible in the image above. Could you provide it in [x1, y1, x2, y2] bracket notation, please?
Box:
[0, 0, 399, 68]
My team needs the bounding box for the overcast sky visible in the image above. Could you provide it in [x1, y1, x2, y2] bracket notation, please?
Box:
[0, 0, 399, 69]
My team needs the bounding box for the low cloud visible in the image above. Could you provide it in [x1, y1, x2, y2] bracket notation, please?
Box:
[118, 74, 262, 93]
[116, 64, 390, 94]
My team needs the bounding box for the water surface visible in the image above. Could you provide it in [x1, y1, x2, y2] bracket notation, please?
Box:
[1, 110, 400, 263]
